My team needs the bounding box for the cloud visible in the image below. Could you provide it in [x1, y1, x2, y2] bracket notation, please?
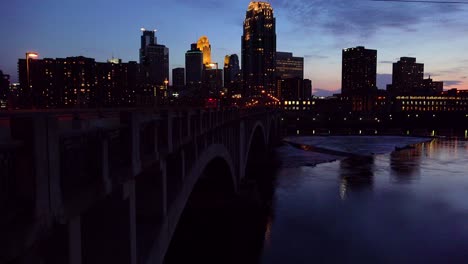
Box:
[272, 0, 463, 38]
[313, 88, 340, 96]
[443, 80, 462, 86]
[377, 73, 392, 89]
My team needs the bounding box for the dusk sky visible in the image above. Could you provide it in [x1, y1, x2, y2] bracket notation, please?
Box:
[2, 0, 468, 95]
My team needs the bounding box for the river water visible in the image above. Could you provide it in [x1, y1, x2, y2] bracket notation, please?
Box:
[165, 136, 468, 263]
[261, 137, 468, 263]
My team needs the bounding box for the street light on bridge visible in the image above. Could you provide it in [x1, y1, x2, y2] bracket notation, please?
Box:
[26, 51, 39, 107]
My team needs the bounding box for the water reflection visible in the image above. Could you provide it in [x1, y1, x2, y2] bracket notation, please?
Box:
[390, 147, 422, 183]
[339, 156, 374, 198]
[261, 137, 468, 263]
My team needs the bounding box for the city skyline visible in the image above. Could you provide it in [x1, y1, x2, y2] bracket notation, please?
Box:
[2, 0, 468, 95]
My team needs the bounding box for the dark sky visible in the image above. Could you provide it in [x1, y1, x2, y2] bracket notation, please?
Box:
[1, 0, 468, 94]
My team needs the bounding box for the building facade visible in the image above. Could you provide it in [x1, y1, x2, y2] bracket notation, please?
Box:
[197, 36, 212, 66]
[0, 70, 9, 108]
[139, 29, 169, 100]
[242, 1, 277, 97]
[224, 54, 241, 95]
[276, 52, 304, 80]
[18, 57, 140, 108]
[341, 46, 377, 96]
[185, 43, 203, 90]
[390, 57, 424, 95]
[172, 68, 185, 93]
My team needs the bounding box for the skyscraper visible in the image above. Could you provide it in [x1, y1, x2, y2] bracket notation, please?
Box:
[276, 52, 304, 80]
[185, 43, 203, 89]
[390, 57, 424, 95]
[341, 46, 377, 96]
[242, 1, 277, 97]
[197, 36, 212, 66]
[172, 67, 185, 92]
[0, 70, 9, 108]
[139, 29, 169, 91]
[224, 54, 241, 88]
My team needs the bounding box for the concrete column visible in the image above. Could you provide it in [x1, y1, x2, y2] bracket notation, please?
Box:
[159, 159, 168, 217]
[124, 180, 137, 264]
[10, 114, 52, 227]
[239, 121, 246, 181]
[46, 115, 64, 222]
[101, 137, 112, 194]
[69, 216, 82, 264]
[167, 113, 174, 153]
[121, 112, 142, 177]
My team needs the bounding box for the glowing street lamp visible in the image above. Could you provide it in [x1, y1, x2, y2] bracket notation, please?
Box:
[25, 52, 39, 107]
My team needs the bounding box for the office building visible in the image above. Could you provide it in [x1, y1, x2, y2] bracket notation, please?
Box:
[185, 43, 203, 89]
[390, 57, 424, 95]
[172, 68, 185, 92]
[139, 29, 169, 99]
[0, 70, 9, 108]
[224, 54, 241, 92]
[276, 52, 304, 79]
[242, 1, 277, 97]
[341, 46, 377, 96]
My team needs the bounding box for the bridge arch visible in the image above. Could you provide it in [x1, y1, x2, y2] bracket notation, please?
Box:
[244, 122, 267, 180]
[267, 116, 279, 148]
[164, 145, 237, 263]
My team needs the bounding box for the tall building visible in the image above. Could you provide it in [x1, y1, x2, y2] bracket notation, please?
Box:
[203, 65, 223, 97]
[172, 68, 185, 92]
[224, 54, 241, 88]
[341, 46, 377, 96]
[303, 79, 312, 99]
[390, 57, 424, 95]
[276, 52, 304, 79]
[96, 59, 139, 107]
[197, 36, 212, 66]
[242, 1, 277, 97]
[0, 70, 10, 108]
[139, 29, 169, 96]
[185, 43, 203, 89]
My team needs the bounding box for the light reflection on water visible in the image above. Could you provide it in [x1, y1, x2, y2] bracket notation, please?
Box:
[262, 138, 468, 263]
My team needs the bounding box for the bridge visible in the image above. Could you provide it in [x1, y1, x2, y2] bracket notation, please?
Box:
[0, 107, 280, 264]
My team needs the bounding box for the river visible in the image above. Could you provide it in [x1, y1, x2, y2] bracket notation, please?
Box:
[165, 136, 468, 263]
[261, 137, 468, 263]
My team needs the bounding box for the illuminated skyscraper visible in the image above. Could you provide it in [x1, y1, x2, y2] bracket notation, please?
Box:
[197, 36, 212, 66]
[242, 1, 276, 97]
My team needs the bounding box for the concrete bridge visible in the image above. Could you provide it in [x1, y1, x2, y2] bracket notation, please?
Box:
[0, 107, 281, 264]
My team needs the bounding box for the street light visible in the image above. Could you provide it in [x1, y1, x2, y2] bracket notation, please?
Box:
[26, 52, 39, 107]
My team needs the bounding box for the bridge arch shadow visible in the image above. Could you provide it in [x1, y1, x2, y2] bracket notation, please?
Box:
[163, 154, 240, 263]
[245, 122, 268, 180]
